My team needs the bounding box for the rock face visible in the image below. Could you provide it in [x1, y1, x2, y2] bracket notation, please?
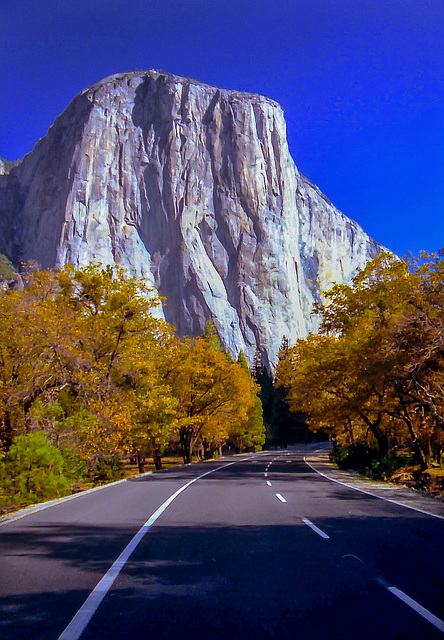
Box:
[0, 71, 382, 369]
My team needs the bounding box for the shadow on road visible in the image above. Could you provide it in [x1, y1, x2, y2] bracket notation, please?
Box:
[1, 514, 443, 640]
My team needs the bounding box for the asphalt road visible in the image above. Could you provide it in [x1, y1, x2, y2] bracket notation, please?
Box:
[1, 446, 443, 639]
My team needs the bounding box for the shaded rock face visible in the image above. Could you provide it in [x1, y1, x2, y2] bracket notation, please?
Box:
[0, 71, 381, 369]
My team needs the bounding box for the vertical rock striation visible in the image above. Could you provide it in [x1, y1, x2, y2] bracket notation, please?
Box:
[0, 71, 382, 369]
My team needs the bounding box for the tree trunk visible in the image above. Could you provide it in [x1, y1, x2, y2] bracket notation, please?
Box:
[361, 413, 388, 457]
[180, 430, 192, 464]
[137, 451, 145, 474]
[23, 398, 33, 432]
[26, 466, 32, 493]
[202, 439, 212, 460]
[396, 396, 428, 471]
[412, 438, 428, 471]
[370, 425, 389, 457]
[399, 414, 428, 471]
[427, 438, 433, 458]
[347, 417, 355, 445]
[0, 412, 14, 451]
[154, 450, 163, 470]
[409, 431, 428, 471]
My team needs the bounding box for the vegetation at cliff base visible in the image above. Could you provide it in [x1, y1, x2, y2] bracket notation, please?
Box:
[0, 253, 19, 284]
[277, 251, 444, 493]
[0, 264, 264, 511]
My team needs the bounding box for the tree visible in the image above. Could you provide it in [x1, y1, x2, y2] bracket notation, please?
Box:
[0, 263, 168, 459]
[0, 260, 269, 492]
[0, 432, 70, 504]
[168, 338, 255, 463]
[228, 352, 265, 453]
[203, 319, 224, 352]
[270, 337, 311, 447]
[118, 328, 180, 470]
[252, 348, 274, 428]
[278, 252, 444, 469]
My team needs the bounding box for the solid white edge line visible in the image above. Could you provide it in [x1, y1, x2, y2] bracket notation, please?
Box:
[58, 460, 236, 640]
[0, 472, 152, 528]
[380, 582, 444, 632]
[304, 457, 444, 521]
[1, 454, 257, 527]
[275, 493, 287, 503]
[302, 518, 330, 539]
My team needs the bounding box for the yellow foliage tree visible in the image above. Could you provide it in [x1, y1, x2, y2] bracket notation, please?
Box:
[278, 252, 444, 469]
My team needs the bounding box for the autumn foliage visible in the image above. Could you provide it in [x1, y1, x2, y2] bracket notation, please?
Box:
[0, 264, 264, 503]
[277, 251, 444, 476]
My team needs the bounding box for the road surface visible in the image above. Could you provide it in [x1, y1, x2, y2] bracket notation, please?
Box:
[1, 446, 443, 639]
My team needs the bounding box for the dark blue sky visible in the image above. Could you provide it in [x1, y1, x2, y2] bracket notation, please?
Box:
[1, 0, 443, 257]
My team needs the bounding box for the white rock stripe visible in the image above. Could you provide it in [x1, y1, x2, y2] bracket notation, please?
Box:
[302, 518, 330, 539]
[58, 461, 236, 640]
[304, 457, 444, 520]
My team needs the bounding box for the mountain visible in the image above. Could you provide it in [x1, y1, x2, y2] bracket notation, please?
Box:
[0, 70, 382, 369]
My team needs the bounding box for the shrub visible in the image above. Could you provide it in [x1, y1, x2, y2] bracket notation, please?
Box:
[60, 448, 88, 481]
[370, 454, 413, 480]
[0, 432, 70, 505]
[335, 443, 379, 472]
[90, 456, 125, 483]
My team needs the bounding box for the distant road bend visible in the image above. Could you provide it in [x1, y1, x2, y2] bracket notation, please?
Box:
[1, 445, 443, 639]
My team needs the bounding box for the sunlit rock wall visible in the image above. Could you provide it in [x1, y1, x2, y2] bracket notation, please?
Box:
[0, 71, 381, 369]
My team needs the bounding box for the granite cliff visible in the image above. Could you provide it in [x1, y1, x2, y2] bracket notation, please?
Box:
[0, 71, 382, 369]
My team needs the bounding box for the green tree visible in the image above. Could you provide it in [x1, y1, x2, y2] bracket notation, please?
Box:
[0, 432, 70, 505]
[227, 352, 265, 453]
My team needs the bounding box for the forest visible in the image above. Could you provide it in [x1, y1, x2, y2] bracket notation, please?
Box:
[0, 264, 264, 509]
[2, 250, 443, 511]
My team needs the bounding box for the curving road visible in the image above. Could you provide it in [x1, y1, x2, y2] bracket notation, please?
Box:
[1, 446, 443, 639]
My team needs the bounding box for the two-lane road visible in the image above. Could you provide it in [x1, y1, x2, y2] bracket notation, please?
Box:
[1, 447, 443, 639]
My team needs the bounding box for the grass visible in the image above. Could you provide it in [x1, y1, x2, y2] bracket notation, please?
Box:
[121, 455, 193, 478]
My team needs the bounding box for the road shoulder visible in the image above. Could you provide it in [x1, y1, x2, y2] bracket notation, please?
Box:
[305, 452, 444, 519]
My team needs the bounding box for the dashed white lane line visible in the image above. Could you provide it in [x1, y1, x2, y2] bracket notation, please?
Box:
[302, 518, 330, 539]
[265, 454, 443, 632]
[377, 579, 444, 633]
[304, 457, 444, 521]
[57, 460, 237, 640]
[264, 473, 268, 477]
